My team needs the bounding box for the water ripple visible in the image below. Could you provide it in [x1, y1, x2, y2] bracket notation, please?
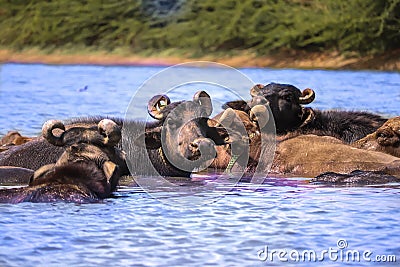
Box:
[0, 64, 399, 266]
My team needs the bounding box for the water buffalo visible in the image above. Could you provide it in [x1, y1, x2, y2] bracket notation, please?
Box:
[0, 118, 127, 183]
[224, 83, 387, 143]
[0, 119, 123, 203]
[209, 104, 400, 183]
[209, 106, 271, 173]
[0, 91, 229, 178]
[270, 134, 400, 178]
[125, 91, 229, 177]
[353, 116, 400, 157]
[0, 131, 33, 152]
[215, 130, 400, 181]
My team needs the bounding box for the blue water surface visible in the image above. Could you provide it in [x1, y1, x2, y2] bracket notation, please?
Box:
[0, 63, 399, 266]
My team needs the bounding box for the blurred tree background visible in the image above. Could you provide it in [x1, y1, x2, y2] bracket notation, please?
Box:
[0, 0, 399, 56]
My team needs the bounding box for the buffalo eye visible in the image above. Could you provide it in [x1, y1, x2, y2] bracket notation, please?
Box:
[281, 94, 292, 101]
[99, 128, 107, 138]
[377, 131, 391, 139]
[70, 144, 80, 152]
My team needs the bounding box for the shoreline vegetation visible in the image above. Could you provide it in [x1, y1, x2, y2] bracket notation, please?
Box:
[1, 48, 399, 71]
[1, 0, 399, 71]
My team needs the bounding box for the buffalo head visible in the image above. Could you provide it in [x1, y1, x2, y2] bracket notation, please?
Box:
[210, 106, 270, 172]
[42, 118, 121, 147]
[249, 83, 315, 133]
[224, 83, 315, 134]
[353, 116, 400, 157]
[143, 91, 228, 173]
[32, 119, 124, 196]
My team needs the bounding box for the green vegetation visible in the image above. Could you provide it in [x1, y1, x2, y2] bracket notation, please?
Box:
[0, 0, 399, 56]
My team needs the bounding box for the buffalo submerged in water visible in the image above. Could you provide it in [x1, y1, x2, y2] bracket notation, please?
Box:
[0, 91, 240, 202]
[1, 85, 400, 194]
[0, 91, 233, 179]
[224, 82, 387, 143]
[0, 119, 124, 203]
[210, 83, 400, 184]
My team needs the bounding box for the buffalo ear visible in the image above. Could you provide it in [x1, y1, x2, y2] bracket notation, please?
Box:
[193, 90, 213, 116]
[103, 161, 118, 183]
[133, 127, 162, 149]
[250, 84, 264, 97]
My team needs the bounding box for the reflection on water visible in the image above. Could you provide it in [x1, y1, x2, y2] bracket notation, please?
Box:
[0, 63, 399, 266]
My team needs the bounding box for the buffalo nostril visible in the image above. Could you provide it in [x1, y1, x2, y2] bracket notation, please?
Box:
[190, 142, 199, 149]
[70, 144, 79, 151]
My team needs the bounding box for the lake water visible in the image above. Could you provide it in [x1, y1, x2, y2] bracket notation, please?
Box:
[0, 63, 399, 266]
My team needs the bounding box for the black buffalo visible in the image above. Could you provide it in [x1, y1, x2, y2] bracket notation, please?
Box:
[224, 83, 387, 143]
[125, 90, 228, 177]
[0, 119, 123, 203]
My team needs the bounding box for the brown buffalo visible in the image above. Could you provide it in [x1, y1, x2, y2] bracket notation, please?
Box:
[271, 135, 400, 178]
[353, 116, 400, 157]
[0, 131, 33, 152]
[209, 105, 272, 173]
[209, 104, 400, 183]
[210, 108, 259, 172]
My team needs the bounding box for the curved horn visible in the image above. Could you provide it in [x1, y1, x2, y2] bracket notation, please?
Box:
[299, 88, 315, 104]
[147, 94, 171, 120]
[193, 90, 212, 116]
[250, 84, 264, 97]
[97, 119, 121, 146]
[42, 120, 66, 146]
[250, 105, 270, 129]
[214, 108, 236, 128]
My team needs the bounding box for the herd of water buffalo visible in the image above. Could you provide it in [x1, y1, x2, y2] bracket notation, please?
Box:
[1, 83, 400, 203]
